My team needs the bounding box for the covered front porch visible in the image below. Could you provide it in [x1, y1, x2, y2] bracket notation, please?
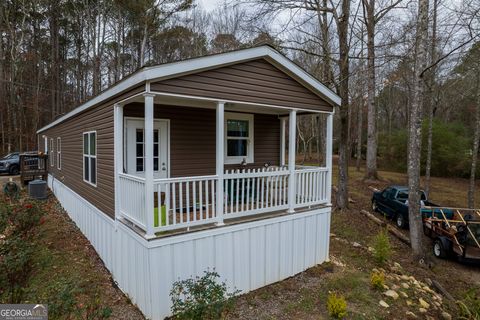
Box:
[113, 92, 333, 239]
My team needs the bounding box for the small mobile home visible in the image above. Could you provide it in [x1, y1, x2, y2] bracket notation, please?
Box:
[37, 45, 339, 319]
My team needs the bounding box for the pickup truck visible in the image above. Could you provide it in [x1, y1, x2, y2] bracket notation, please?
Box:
[371, 185, 452, 229]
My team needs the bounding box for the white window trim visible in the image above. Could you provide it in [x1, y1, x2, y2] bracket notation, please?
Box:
[224, 112, 254, 165]
[49, 138, 54, 167]
[57, 137, 61, 170]
[83, 131, 97, 187]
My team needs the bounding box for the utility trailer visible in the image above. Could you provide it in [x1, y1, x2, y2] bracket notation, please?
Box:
[19, 153, 48, 185]
[423, 207, 480, 263]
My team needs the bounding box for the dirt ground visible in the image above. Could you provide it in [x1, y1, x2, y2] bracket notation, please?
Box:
[228, 166, 480, 319]
[4, 166, 478, 319]
[0, 186, 145, 320]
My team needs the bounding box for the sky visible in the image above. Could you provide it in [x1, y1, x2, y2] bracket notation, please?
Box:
[196, 0, 225, 12]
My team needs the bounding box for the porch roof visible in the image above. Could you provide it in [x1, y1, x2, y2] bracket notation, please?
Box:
[37, 45, 340, 134]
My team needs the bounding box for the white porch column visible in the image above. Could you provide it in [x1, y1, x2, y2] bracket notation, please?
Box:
[144, 94, 155, 238]
[280, 118, 286, 166]
[287, 110, 297, 213]
[325, 113, 333, 204]
[114, 104, 123, 224]
[216, 101, 225, 225]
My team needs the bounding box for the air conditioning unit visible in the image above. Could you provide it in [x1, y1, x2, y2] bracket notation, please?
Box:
[28, 179, 47, 200]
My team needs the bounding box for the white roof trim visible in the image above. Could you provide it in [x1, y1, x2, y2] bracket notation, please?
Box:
[37, 46, 340, 133]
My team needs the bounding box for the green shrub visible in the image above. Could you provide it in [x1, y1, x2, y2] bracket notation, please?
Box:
[326, 292, 347, 319]
[370, 271, 385, 290]
[9, 202, 45, 236]
[46, 280, 80, 318]
[170, 270, 239, 320]
[372, 230, 391, 265]
[458, 288, 480, 320]
[0, 236, 34, 302]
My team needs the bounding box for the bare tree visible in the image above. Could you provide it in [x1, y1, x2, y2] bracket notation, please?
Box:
[362, 0, 404, 180]
[424, 0, 439, 197]
[469, 79, 480, 208]
[408, 0, 429, 260]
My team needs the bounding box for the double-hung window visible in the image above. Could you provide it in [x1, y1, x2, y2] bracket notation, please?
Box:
[83, 131, 97, 186]
[57, 137, 61, 170]
[224, 113, 254, 164]
[49, 138, 54, 167]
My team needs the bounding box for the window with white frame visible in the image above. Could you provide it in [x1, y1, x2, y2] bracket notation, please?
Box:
[83, 131, 97, 186]
[56, 137, 61, 170]
[224, 113, 254, 164]
[49, 138, 54, 167]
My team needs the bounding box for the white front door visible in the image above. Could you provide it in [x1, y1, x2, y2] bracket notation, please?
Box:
[125, 118, 169, 179]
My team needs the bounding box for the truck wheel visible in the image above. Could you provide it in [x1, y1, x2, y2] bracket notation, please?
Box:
[372, 200, 379, 212]
[433, 239, 448, 259]
[9, 165, 19, 175]
[395, 214, 407, 229]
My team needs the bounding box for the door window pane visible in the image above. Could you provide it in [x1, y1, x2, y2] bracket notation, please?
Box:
[136, 158, 143, 172]
[136, 143, 143, 157]
[154, 158, 159, 171]
[136, 129, 143, 142]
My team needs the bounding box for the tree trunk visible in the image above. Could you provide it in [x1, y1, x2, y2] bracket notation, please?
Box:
[356, 98, 363, 171]
[336, 0, 350, 209]
[364, 0, 378, 180]
[408, 0, 429, 260]
[468, 82, 480, 208]
[424, 0, 438, 197]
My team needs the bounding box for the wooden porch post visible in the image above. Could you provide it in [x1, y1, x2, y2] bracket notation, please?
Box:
[144, 94, 155, 238]
[325, 113, 333, 205]
[280, 118, 286, 166]
[288, 110, 297, 213]
[114, 103, 123, 225]
[216, 101, 225, 225]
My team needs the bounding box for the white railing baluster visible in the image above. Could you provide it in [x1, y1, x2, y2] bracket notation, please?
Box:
[199, 180, 203, 219]
[193, 181, 197, 222]
[245, 169, 251, 211]
[186, 181, 190, 224]
[255, 170, 260, 209]
[204, 180, 210, 219]
[172, 183, 177, 225]
[165, 182, 170, 226]
[211, 179, 216, 219]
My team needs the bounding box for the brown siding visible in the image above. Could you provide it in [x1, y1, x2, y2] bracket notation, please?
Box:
[40, 85, 145, 219]
[151, 59, 332, 112]
[124, 104, 280, 177]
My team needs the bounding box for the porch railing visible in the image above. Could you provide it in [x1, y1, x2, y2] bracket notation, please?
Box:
[118, 166, 330, 235]
[119, 173, 147, 229]
[224, 167, 290, 219]
[153, 175, 219, 232]
[295, 167, 328, 207]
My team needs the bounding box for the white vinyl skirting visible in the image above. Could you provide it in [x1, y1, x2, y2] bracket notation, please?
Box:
[48, 175, 331, 319]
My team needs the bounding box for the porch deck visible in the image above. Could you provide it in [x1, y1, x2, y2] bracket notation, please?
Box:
[118, 165, 330, 237]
